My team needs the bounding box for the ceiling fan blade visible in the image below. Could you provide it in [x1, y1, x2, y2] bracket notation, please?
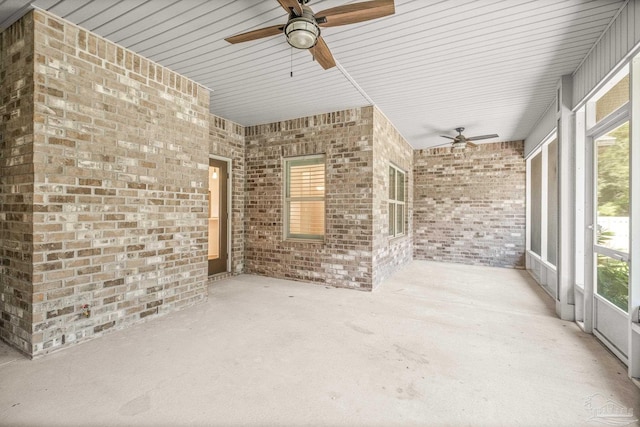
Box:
[309, 36, 336, 69]
[316, 0, 395, 28]
[440, 135, 456, 140]
[432, 142, 454, 148]
[225, 25, 284, 44]
[277, 0, 302, 16]
[466, 134, 499, 141]
[466, 141, 478, 148]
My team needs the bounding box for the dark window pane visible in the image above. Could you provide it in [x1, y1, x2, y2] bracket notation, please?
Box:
[530, 153, 542, 256]
[546, 139, 558, 265]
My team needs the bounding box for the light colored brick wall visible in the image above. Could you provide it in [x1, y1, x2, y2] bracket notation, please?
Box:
[0, 10, 528, 358]
[245, 107, 375, 290]
[372, 107, 413, 287]
[413, 141, 526, 268]
[26, 10, 210, 356]
[209, 114, 245, 274]
[0, 13, 36, 354]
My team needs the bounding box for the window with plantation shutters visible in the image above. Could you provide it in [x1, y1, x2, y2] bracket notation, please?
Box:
[389, 164, 406, 238]
[284, 155, 325, 240]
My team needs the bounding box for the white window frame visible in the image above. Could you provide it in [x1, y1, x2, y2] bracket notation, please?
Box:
[389, 164, 406, 238]
[525, 131, 559, 299]
[283, 154, 326, 241]
[526, 132, 557, 265]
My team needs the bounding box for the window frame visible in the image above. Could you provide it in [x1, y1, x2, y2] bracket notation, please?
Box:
[586, 68, 629, 130]
[283, 154, 326, 242]
[389, 164, 406, 238]
[526, 132, 558, 266]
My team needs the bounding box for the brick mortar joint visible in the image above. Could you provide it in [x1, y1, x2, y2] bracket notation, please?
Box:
[31, 8, 210, 99]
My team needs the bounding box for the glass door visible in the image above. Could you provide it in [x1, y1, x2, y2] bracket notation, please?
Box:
[208, 158, 228, 275]
[592, 121, 630, 361]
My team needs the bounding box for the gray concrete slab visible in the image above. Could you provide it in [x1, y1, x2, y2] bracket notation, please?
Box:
[1, 261, 639, 426]
[0, 339, 20, 369]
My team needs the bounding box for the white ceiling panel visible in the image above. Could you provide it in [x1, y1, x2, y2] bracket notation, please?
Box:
[0, 0, 626, 148]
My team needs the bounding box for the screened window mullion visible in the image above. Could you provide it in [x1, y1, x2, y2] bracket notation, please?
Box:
[389, 164, 406, 238]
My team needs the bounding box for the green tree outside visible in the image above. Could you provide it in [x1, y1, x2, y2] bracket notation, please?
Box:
[597, 122, 629, 217]
[596, 121, 629, 312]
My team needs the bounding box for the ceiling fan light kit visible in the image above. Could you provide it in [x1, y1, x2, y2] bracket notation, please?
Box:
[284, 7, 321, 49]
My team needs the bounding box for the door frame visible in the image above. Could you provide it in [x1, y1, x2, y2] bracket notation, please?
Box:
[209, 155, 232, 275]
[586, 106, 630, 364]
[574, 49, 640, 387]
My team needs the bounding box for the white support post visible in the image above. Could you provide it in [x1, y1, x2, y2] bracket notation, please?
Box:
[556, 75, 576, 320]
[541, 145, 549, 264]
[525, 157, 532, 269]
[574, 108, 592, 330]
[629, 54, 640, 384]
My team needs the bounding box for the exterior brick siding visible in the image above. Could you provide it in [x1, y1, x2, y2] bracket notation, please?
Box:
[0, 14, 36, 354]
[1, 8, 527, 358]
[244, 106, 414, 290]
[208, 114, 245, 275]
[372, 108, 413, 287]
[413, 141, 526, 268]
[1, 10, 210, 357]
[245, 107, 375, 290]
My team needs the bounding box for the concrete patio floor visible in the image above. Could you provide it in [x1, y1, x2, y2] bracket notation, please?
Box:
[1, 260, 639, 426]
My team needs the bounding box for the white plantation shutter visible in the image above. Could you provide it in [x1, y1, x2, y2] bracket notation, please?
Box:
[285, 156, 325, 240]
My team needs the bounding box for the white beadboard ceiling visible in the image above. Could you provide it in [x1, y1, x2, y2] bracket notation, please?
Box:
[0, 0, 625, 148]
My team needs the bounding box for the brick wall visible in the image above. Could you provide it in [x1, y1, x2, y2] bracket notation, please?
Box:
[0, 14, 36, 354]
[10, 10, 210, 356]
[209, 113, 245, 274]
[413, 141, 525, 268]
[1, 9, 529, 358]
[245, 107, 375, 290]
[372, 108, 413, 287]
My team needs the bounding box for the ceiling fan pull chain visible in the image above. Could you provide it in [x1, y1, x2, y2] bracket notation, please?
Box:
[290, 46, 293, 77]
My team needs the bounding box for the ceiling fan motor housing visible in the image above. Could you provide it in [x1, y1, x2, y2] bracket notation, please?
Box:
[284, 6, 320, 49]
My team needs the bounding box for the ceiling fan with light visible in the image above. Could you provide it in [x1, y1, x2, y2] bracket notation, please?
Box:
[438, 127, 499, 149]
[224, 0, 395, 70]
